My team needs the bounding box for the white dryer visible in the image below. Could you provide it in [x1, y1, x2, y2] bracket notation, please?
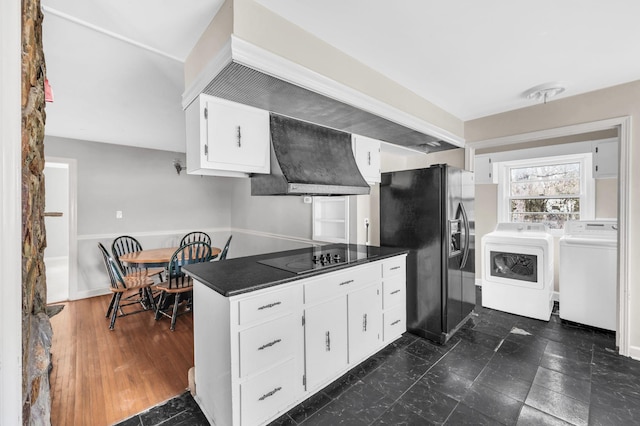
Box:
[559, 220, 617, 331]
[482, 223, 554, 321]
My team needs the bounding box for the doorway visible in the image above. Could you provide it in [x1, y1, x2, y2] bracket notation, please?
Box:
[466, 116, 632, 357]
[44, 157, 77, 303]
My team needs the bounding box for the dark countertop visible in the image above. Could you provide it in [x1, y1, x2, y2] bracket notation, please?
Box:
[183, 243, 408, 297]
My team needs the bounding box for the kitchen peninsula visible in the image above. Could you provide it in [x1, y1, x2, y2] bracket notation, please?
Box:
[184, 244, 408, 426]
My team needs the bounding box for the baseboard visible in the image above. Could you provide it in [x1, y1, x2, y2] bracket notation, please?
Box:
[71, 288, 110, 301]
[627, 345, 640, 361]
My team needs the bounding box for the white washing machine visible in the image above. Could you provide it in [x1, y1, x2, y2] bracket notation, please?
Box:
[559, 220, 618, 331]
[482, 223, 554, 321]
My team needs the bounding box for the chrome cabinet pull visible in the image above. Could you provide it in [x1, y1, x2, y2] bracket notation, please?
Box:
[390, 266, 401, 271]
[258, 339, 281, 351]
[339, 279, 354, 286]
[325, 331, 331, 351]
[257, 301, 281, 310]
[390, 289, 401, 295]
[258, 387, 282, 401]
[391, 319, 401, 326]
[236, 126, 242, 147]
[367, 151, 371, 166]
[363, 313, 368, 332]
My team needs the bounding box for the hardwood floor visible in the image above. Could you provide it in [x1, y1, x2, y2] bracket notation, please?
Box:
[49, 294, 194, 426]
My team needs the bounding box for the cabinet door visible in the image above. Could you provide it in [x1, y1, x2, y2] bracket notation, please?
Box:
[204, 96, 270, 173]
[352, 135, 381, 183]
[348, 284, 382, 363]
[593, 139, 618, 179]
[304, 297, 348, 390]
[474, 155, 495, 184]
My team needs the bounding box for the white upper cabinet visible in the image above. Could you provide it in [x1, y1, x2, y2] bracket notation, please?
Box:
[474, 154, 495, 184]
[352, 134, 381, 184]
[185, 94, 270, 177]
[592, 138, 618, 179]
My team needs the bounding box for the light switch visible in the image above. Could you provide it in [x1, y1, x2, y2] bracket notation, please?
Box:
[116, 211, 123, 219]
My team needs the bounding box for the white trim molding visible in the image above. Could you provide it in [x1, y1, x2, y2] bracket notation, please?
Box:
[0, 0, 23, 423]
[467, 116, 632, 358]
[182, 36, 465, 147]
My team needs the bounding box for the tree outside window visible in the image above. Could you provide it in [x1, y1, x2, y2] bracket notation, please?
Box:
[498, 154, 594, 231]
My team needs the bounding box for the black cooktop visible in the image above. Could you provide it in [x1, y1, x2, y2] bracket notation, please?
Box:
[257, 245, 378, 274]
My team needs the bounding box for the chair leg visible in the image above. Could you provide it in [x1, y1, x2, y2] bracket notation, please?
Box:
[155, 292, 165, 320]
[106, 293, 116, 319]
[109, 293, 122, 330]
[145, 287, 157, 312]
[170, 293, 181, 331]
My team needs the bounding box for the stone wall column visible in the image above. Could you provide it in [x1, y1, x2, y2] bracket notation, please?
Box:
[21, 0, 52, 424]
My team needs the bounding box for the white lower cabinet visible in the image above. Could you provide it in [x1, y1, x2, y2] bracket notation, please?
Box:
[348, 284, 382, 362]
[304, 297, 348, 390]
[193, 254, 406, 426]
[240, 359, 296, 426]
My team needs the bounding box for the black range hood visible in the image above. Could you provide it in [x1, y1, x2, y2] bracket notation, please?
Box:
[251, 114, 370, 196]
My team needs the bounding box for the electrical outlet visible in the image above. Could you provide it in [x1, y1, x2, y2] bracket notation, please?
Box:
[116, 210, 123, 219]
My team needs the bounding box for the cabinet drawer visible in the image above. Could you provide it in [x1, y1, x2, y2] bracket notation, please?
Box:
[240, 359, 295, 426]
[383, 306, 406, 342]
[382, 256, 406, 278]
[239, 315, 296, 378]
[238, 287, 293, 325]
[382, 277, 405, 310]
[304, 264, 379, 305]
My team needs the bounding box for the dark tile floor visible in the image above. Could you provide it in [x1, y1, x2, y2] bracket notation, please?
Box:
[116, 287, 640, 426]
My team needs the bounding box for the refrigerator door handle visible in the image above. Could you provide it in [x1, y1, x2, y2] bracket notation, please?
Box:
[460, 202, 470, 269]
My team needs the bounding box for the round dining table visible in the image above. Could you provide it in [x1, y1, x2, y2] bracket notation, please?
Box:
[119, 246, 221, 268]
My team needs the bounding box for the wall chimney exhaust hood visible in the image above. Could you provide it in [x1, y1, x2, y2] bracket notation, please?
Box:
[182, 37, 464, 155]
[251, 114, 370, 196]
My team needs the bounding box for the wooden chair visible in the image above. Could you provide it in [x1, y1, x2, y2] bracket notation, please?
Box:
[155, 241, 212, 330]
[219, 235, 232, 260]
[98, 243, 157, 330]
[179, 231, 211, 247]
[111, 235, 164, 281]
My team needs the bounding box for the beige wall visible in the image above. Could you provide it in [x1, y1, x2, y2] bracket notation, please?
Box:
[381, 148, 465, 173]
[466, 79, 640, 353]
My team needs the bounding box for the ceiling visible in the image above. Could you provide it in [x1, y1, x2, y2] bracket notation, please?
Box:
[42, 0, 640, 153]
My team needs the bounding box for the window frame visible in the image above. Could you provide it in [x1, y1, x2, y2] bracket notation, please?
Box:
[497, 153, 595, 236]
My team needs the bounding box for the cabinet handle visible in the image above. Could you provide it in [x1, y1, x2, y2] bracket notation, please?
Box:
[339, 279, 354, 286]
[258, 387, 282, 401]
[390, 266, 401, 271]
[257, 301, 281, 310]
[363, 313, 368, 332]
[258, 339, 281, 351]
[367, 151, 371, 166]
[325, 331, 331, 351]
[237, 126, 242, 147]
[390, 289, 401, 295]
[391, 319, 401, 326]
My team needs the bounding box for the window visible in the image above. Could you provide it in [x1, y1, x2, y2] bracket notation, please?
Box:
[498, 154, 594, 231]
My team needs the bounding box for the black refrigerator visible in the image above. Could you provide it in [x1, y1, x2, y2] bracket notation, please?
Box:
[380, 164, 475, 344]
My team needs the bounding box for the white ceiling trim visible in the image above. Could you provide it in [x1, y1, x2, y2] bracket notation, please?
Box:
[42, 5, 183, 63]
